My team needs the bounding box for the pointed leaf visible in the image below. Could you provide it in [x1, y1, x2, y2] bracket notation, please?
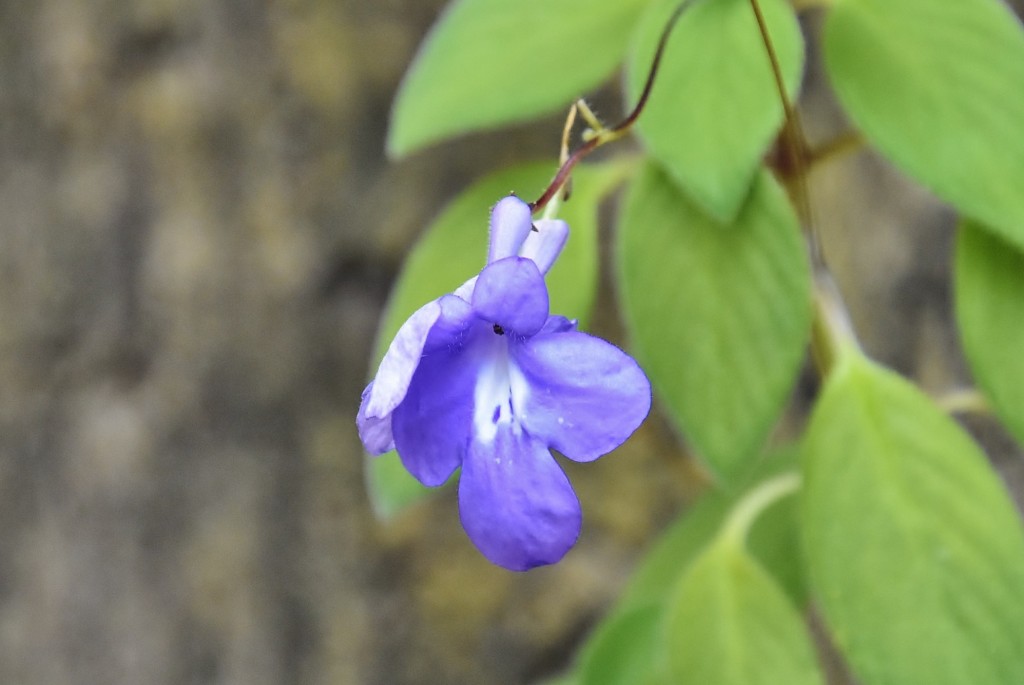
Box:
[745, 470, 805, 607]
[617, 161, 811, 481]
[619, 449, 806, 612]
[573, 451, 805, 685]
[578, 604, 667, 685]
[365, 160, 632, 517]
[802, 353, 1024, 685]
[388, 0, 650, 156]
[628, 0, 804, 221]
[824, 0, 1024, 249]
[955, 220, 1024, 448]
[665, 538, 824, 685]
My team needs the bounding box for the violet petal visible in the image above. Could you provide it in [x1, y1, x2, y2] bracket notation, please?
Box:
[458, 426, 581, 571]
[538, 315, 577, 335]
[488, 196, 534, 264]
[518, 218, 569, 274]
[472, 257, 549, 336]
[391, 324, 486, 486]
[422, 295, 477, 353]
[511, 331, 651, 462]
[357, 381, 395, 454]
[361, 295, 474, 422]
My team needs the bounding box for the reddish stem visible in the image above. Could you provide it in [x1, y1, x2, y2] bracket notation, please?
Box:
[529, 0, 698, 213]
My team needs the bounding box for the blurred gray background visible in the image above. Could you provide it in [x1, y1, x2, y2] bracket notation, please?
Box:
[1, 1, 1021, 684]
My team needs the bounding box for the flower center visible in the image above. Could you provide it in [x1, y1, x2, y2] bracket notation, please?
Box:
[472, 333, 529, 446]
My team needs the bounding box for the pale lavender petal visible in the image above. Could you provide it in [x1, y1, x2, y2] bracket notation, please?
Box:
[511, 332, 651, 462]
[452, 275, 478, 302]
[488, 196, 534, 264]
[423, 295, 477, 353]
[538, 315, 577, 335]
[391, 324, 487, 486]
[357, 382, 395, 454]
[472, 257, 549, 336]
[518, 218, 568, 274]
[362, 295, 474, 420]
[458, 425, 581, 571]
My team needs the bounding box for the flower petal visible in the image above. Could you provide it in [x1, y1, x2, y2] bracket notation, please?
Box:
[518, 218, 568, 274]
[362, 295, 474, 421]
[539, 315, 577, 335]
[357, 381, 395, 454]
[511, 331, 652, 462]
[391, 323, 486, 486]
[458, 425, 581, 571]
[423, 295, 477, 353]
[452, 275, 477, 302]
[488, 196, 534, 264]
[472, 257, 549, 336]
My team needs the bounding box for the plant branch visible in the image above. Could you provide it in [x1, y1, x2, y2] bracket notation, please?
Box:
[810, 266, 861, 375]
[807, 130, 865, 170]
[748, 0, 821, 263]
[529, 0, 699, 213]
[935, 387, 991, 416]
[722, 472, 802, 547]
[749, 0, 864, 376]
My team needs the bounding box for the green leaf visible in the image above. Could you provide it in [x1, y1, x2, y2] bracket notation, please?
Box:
[364, 448, 445, 521]
[573, 452, 805, 685]
[824, 0, 1024, 249]
[802, 353, 1024, 685]
[665, 537, 824, 685]
[617, 161, 811, 482]
[628, 0, 804, 221]
[619, 449, 806, 612]
[617, 491, 737, 610]
[365, 159, 631, 518]
[956, 220, 1024, 448]
[745, 471, 805, 606]
[578, 604, 667, 685]
[388, 0, 650, 156]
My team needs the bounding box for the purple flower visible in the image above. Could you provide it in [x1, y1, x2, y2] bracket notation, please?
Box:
[358, 195, 651, 571]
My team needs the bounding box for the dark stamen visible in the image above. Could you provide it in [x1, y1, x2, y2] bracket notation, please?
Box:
[493, 323, 505, 335]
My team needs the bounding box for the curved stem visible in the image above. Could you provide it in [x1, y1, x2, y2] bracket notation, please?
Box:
[529, 0, 699, 213]
[810, 266, 861, 376]
[748, 0, 821, 267]
[750, 0, 864, 377]
[529, 137, 601, 214]
[575, 99, 604, 135]
[935, 387, 991, 416]
[722, 472, 802, 548]
[808, 130, 865, 170]
[607, 0, 699, 138]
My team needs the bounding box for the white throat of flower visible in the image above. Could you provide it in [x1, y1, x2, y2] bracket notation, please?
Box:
[473, 333, 530, 448]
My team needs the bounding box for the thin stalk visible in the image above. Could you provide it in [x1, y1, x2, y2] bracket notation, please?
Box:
[722, 472, 802, 547]
[748, 0, 821, 266]
[529, 0, 700, 213]
[575, 99, 604, 136]
[750, 0, 863, 375]
[935, 388, 991, 416]
[807, 130, 865, 170]
[810, 266, 861, 375]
